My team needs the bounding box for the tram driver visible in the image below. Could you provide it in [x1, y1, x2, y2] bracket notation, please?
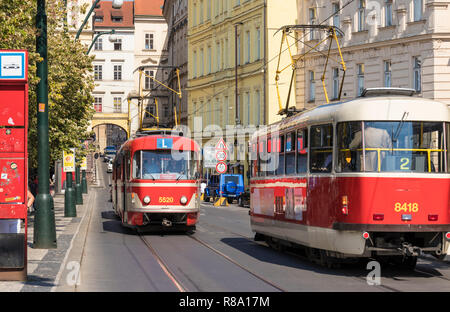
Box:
[349, 122, 392, 171]
[143, 156, 161, 176]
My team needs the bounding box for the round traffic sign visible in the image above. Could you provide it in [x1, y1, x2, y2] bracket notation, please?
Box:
[216, 161, 227, 174]
[215, 150, 227, 162]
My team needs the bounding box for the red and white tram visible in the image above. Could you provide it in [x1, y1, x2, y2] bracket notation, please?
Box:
[249, 89, 450, 267]
[112, 130, 201, 232]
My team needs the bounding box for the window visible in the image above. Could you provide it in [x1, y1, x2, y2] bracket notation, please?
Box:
[94, 97, 102, 112]
[94, 65, 102, 80]
[113, 97, 122, 113]
[255, 90, 260, 125]
[285, 132, 296, 174]
[384, 61, 391, 87]
[358, 0, 365, 31]
[94, 37, 103, 51]
[207, 0, 211, 19]
[145, 34, 154, 50]
[94, 16, 103, 23]
[297, 129, 308, 173]
[200, 48, 204, 76]
[332, 67, 339, 100]
[339, 121, 446, 173]
[309, 71, 315, 101]
[113, 65, 122, 80]
[237, 34, 241, 65]
[385, 0, 393, 26]
[200, 0, 204, 23]
[413, 57, 421, 92]
[216, 42, 220, 72]
[111, 16, 123, 23]
[245, 92, 250, 125]
[193, 3, 197, 26]
[193, 50, 197, 78]
[164, 105, 169, 118]
[114, 38, 122, 51]
[275, 135, 285, 175]
[309, 8, 316, 40]
[332, 2, 340, 27]
[207, 46, 212, 74]
[145, 70, 154, 90]
[246, 31, 250, 64]
[357, 64, 364, 96]
[255, 28, 261, 60]
[413, 0, 422, 22]
[336, 122, 363, 172]
[224, 96, 229, 126]
[310, 124, 333, 173]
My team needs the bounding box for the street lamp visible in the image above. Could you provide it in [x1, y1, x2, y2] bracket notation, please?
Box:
[34, 0, 57, 249]
[75, 0, 123, 41]
[87, 29, 116, 54]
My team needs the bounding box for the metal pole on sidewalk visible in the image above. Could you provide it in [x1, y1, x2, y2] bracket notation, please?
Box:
[64, 172, 76, 217]
[81, 169, 88, 194]
[75, 165, 83, 205]
[33, 0, 57, 249]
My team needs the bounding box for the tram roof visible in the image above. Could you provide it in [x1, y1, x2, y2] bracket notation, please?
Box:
[118, 134, 200, 153]
[255, 96, 450, 138]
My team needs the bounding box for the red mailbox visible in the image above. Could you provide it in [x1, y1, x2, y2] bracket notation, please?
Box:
[0, 50, 28, 280]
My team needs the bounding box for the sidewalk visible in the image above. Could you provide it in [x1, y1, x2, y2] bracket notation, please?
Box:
[0, 189, 95, 292]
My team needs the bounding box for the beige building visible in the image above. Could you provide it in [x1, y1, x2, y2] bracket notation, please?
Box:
[296, 0, 450, 109]
[187, 0, 297, 179]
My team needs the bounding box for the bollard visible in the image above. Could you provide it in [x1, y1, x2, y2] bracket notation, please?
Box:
[81, 170, 88, 194]
[64, 172, 76, 217]
[75, 166, 83, 205]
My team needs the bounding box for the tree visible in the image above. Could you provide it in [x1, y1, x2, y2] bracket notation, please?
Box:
[0, 0, 95, 171]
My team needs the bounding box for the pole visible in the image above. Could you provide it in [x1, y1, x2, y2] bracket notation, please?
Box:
[75, 165, 83, 205]
[76, 0, 100, 40]
[64, 172, 76, 217]
[34, 0, 57, 249]
[81, 169, 88, 194]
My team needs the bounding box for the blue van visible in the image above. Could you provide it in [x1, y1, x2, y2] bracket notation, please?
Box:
[204, 174, 245, 204]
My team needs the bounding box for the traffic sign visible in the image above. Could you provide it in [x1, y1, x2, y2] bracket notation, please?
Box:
[203, 146, 217, 168]
[215, 138, 228, 151]
[216, 161, 227, 174]
[215, 150, 227, 162]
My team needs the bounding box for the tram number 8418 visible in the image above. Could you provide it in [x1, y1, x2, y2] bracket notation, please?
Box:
[394, 202, 419, 213]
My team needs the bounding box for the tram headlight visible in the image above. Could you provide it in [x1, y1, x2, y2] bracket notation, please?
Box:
[180, 196, 188, 205]
[143, 196, 151, 205]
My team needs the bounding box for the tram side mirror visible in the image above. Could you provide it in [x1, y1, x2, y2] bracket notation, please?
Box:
[94, 153, 99, 159]
[246, 171, 250, 179]
[195, 172, 200, 179]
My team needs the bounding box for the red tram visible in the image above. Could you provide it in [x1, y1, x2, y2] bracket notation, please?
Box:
[112, 130, 201, 232]
[249, 89, 450, 267]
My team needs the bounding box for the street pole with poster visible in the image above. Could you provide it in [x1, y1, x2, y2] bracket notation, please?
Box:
[63, 149, 76, 217]
[80, 156, 88, 194]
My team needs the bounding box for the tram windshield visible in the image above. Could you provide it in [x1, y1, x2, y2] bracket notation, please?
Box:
[337, 121, 448, 173]
[133, 150, 199, 180]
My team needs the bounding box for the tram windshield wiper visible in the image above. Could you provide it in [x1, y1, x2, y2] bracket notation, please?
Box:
[393, 112, 409, 143]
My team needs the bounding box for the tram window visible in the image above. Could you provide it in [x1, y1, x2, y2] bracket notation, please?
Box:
[297, 129, 308, 173]
[447, 123, 450, 173]
[251, 142, 258, 177]
[258, 139, 267, 177]
[337, 122, 363, 172]
[285, 132, 296, 174]
[126, 151, 131, 180]
[276, 135, 285, 175]
[310, 124, 333, 173]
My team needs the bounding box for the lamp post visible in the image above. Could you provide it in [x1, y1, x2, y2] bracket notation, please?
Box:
[34, 0, 57, 249]
[75, 0, 123, 41]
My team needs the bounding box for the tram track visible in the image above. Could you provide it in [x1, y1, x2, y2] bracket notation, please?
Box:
[196, 216, 450, 292]
[137, 230, 286, 292]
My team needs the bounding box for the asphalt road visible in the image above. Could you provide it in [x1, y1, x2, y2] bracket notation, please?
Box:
[75, 159, 450, 292]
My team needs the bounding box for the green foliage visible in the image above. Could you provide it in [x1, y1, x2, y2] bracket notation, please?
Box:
[0, 0, 94, 170]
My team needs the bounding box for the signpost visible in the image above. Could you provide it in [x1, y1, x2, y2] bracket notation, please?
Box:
[63, 149, 76, 217]
[215, 138, 228, 174]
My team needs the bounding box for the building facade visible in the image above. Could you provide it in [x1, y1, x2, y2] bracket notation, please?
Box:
[163, 0, 189, 126]
[296, 0, 450, 109]
[134, 0, 172, 130]
[187, 0, 297, 181]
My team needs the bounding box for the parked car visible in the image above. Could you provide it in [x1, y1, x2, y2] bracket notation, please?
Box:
[204, 174, 245, 204]
[107, 161, 113, 173]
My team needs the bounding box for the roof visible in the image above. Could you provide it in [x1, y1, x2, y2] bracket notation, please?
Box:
[93, 0, 134, 28]
[135, 0, 164, 16]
